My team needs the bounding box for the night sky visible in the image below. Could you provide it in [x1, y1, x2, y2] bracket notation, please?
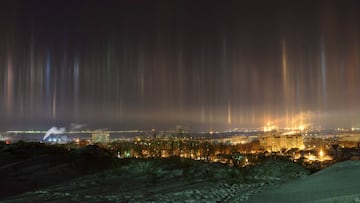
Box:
[1, 0, 360, 131]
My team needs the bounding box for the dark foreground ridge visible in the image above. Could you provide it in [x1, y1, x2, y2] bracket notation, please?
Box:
[2, 142, 357, 202]
[0, 142, 116, 198]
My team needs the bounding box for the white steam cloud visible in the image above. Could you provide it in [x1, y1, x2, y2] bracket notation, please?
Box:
[43, 126, 66, 140]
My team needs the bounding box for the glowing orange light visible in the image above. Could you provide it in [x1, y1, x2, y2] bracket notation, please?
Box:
[319, 149, 324, 159]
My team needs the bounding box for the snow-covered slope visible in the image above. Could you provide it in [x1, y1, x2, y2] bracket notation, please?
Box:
[250, 160, 360, 202]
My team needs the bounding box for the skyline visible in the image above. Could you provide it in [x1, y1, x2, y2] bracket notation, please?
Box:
[1, 0, 360, 130]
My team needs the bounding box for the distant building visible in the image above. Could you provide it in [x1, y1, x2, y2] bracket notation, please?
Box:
[215, 135, 258, 145]
[92, 131, 110, 143]
[259, 131, 304, 152]
[338, 133, 360, 148]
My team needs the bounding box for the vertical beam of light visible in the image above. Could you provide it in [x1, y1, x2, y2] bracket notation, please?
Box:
[30, 30, 35, 111]
[135, 43, 145, 120]
[52, 60, 58, 120]
[221, 35, 229, 98]
[73, 56, 80, 119]
[282, 39, 287, 92]
[45, 51, 51, 101]
[200, 104, 206, 124]
[295, 61, 303, 128]
[106, 41, 111, 101]
[138, 47, 145, 99]
[6, 55, 13, 116]
[105, 39, 116, 112]
[339, 58, 345, 107]
[320, 38, 327, 109]
[209, 109, 213, 132]
[117, 43, 128, 121]
[52, 84, 57, 120]
[18, 58, 25, 119]
[176, 42, 184, 110]
[60, 41, 68, 111]
[227, 101, 231, 126]
[2, 64, 4, 108]
[281, 38, 289, 128]
[38, 55, 44, 109]
[119, 96, 124, 121]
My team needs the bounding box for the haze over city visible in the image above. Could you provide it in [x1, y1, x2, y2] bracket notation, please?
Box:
[1, 0, 360, 130]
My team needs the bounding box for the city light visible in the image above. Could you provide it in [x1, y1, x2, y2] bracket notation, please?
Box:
[263, 122, 278, 132]
[319, 149, 324, 160]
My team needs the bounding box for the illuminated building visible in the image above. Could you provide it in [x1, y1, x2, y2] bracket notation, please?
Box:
[92, 131, 110, 144]
[337, 133, 360, 148]
[259, 131, 304, 152]
[215, 135, 258, 145]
